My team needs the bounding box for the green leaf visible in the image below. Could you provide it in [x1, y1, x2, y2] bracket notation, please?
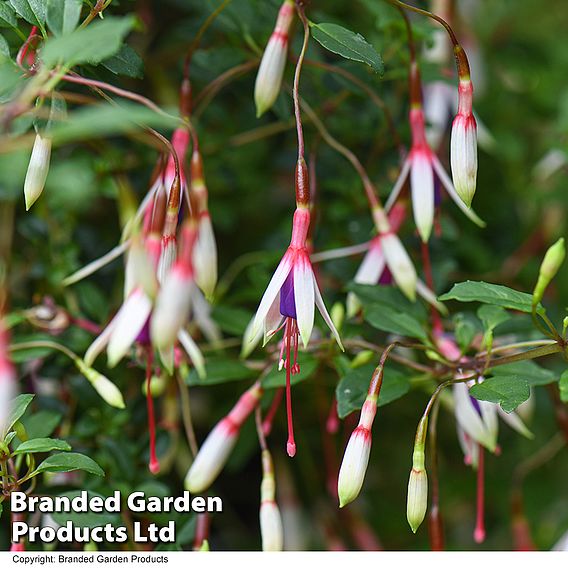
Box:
[46, 0, 82, 36]
[469, 375, 530, 413]
[185, 357, 254, 386]
[560, 370, 568, 403]
[211, 305, 252, 336]
[490, 360, 557, 387]
[453, 312, 481, 351]
[310, 22, 384, 74]
[21, 410, 63, 438]
[0, 3, 17, 28]
[262, 353, 319, 389]
[0, 32, 8, 57]
[51, 491, 121, 528]
[4, 394, 34, 434]
[336, 364, 410, 418]
[48, 103, 178, 145]
[41, 16, 136, 67]
[9, 0, 46, 29]
[365, 305, 428, 341]
[12, 437, 71, 455]
[32, 452, 104, 477]
[439, 281, 542, 314]
[478, 305, 511, 333]
[101, 44, 143, 78]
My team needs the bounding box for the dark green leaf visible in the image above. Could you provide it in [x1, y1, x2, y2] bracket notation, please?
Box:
[12, 437, 71, 455]
[560, 370, 568, 403]
[478, 305, 511, 333]
[9, 0, 46, 28]
[439, 281, 541, 314]
[46, 0, 82, 36]
[32, 452, 104, 477]
[41, 16, 135, 67]
[310, 22, 384, 74]
[453, 312, 481, 351]
[212, 305, 252, 336]
[101, 44, 143, 78]
[5, 394, 34, 434]
[185, 357, 254, 386]
[469, 375, 530, 413]
[336, 364, 410, 418]
[21, 410, 63, 438]
[262, 353, 319, 389]
[0, 32, 8, 56]
[365, 305, 428, 340]
[0, 3, 17, 28]
[490, 360, 557, 386]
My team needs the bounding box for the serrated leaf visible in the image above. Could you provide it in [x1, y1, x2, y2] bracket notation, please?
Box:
[0, 3, 17, 28]
[262, 354, 319, 389]
[310, 22, 384, 75]
[560, 370, 568, 403]
[46, 0, 82, 36]
[101, 44, 143, 78]
[336, 364, 410, 418]
[12, 437, 71, 455]
[32, 452, 104, 477]
[469, 375, 530, 413]
[365, 305, 428, 340]
[439, 281, 542, 314]
[5, 394, 34, 434]
[41, 16, 135, 68]
[9, 0, 45, 28]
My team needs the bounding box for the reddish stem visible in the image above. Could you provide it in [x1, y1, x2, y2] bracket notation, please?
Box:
[285, 319, 296, 457]
[262, 387, 284, 437]
[146, 349, 160, 474]
[421, 240, 443, 335]
[474, 444, 485, 543]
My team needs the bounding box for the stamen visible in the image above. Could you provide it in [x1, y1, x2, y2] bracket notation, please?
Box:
[474, 444, 485, 543]
[146, 349, 160, 474]
[284, 318, 296, 457]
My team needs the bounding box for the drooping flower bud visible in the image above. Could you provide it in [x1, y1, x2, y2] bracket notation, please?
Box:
[407, 415, 428, 533]
[185, 382, 263, 493]
[259, 449, 284, 551]
[450, 57, 478, 208]
[254, 0, 295, 117]
[532, 237, 565, 306]
[337, 394, 377, 508]
[24, 133, 51, 211]
[73, 357, 125, 409]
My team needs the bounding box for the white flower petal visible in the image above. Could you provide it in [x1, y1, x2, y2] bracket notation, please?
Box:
[84, 316, 117, 367]
[178, 329, 206, 380]
[293, 258, 315, 349]
[260, 502, 284, 551]
[24, 134, 51, 211]
[263, 293, 284, 345]
[497, 407, 534, 439]
[193, 214, 218, 300]
[385, 157, 411, 213]
[380, 233, 417, 301]
[338, 427, 371, 507]
[107, 288, 152, 367]
[410, 152, 435, 242]
[453, 383, 496, 452]
[254, 36, 288, 117]
[314, 280, 343, 350]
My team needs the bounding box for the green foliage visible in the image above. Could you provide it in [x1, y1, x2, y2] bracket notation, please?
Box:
[469, 375, 530, 413]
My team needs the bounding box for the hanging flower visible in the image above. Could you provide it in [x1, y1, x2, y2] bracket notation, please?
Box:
[23, 133, 51, 211]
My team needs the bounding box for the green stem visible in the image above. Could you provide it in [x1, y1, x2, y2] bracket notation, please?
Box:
[9, 340, 78, 361]
[486, 343, 563, 369]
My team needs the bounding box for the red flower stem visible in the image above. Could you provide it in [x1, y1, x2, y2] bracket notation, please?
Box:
[146, 349, 160, 474]
[285, 319, 296, 457]
[474, 444, 485, 543]
[71, 316, 102, 335]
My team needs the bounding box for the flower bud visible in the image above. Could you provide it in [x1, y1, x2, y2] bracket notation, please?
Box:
[24, 133, 51, 211]
[185, 382, 263, 493]
[254, 0, 295, 117]
[350, 350, 375, 369]
[407, 416, 428, 533]
[74, 358, 126, 409]
[338, 394, 377, 508]
[380, 232, 417, 301]
[450, 78, 478, 208]
[259, 450, 284, 551]
[193, 212, 218, 300]
[330, 302, 345, 333]
[533, 238, 565, 306]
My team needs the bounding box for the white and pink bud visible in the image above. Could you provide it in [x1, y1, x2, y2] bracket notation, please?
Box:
[407, 416, 428, 533]
[185, 382, 263, 493]
[259, 449, 284, 551]
[337, 394, 377, 508]
[254, 0, 295, 117]
[24, 133, 51, 211]
[450, 77, 478, 208]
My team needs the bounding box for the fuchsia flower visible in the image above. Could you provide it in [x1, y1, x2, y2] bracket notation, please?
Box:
[250, 204, 343, 456]
[254, 0, 295, 117]
[450, 75, 478, 208]
[259, 449, 284, 551]
[386, 99, 484, 242]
